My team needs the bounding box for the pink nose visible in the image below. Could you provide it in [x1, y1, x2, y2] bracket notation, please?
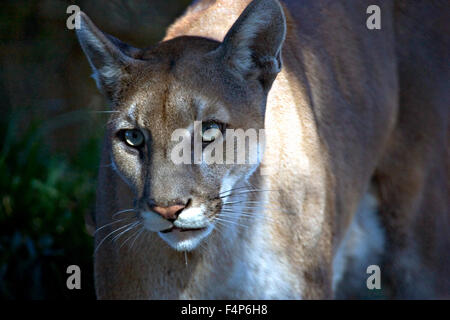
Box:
[151, 205, 185, 220]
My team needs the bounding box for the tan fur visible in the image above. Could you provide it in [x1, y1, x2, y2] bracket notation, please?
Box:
[77, 0, 449, 299]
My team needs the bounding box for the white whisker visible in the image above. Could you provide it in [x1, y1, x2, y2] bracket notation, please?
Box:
[130, 226, 145, 250]
[95, 222, 135, 254]
[218, 189, 278, 199]
[214, 217, 249, 229]
[112, 222, 140, 243]
[219, 186, 255, 195]
[119, 224, 142, 250]
[112, 208, 137, 219]
[94, 217, 131, 235]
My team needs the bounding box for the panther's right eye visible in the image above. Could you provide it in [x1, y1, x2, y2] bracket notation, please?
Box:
[121, 129, 145, 148]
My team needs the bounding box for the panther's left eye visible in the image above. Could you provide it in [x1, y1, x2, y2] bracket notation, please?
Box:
[123, 129, 145, 147]
[202, 121, 223, 143]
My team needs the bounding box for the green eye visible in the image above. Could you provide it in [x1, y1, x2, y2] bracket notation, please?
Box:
[124, 129, 144, 147]
[202, 121, 222, 142]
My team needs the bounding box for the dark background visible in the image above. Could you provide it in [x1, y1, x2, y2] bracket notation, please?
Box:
[0, 0, 191, 300]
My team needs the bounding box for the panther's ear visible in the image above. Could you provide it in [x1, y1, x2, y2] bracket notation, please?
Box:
[218, 0, 286, 92]
[76, 12, 142, 101]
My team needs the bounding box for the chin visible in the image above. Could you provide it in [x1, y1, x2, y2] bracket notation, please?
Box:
[157, 224, 214, 251]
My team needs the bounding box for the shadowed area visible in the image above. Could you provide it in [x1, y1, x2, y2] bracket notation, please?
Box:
[0, 0, 191, 300]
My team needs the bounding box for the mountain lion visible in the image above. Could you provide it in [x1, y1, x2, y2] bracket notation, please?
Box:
[76, 0, 449, 299]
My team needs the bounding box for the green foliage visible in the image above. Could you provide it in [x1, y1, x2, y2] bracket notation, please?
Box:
[0, 111, 100, 299]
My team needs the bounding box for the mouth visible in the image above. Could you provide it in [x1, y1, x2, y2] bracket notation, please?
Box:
[141, 206, 213, 251]
[160, 226, 207, 234]
[157, 224, 213, 251]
